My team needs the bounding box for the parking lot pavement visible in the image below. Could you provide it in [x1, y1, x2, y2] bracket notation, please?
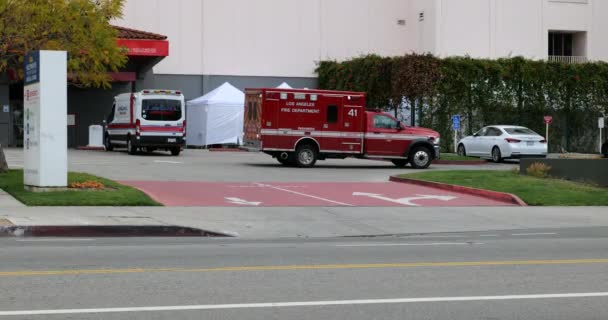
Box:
[122, 181, 516, 207]
[3, 148, 516, 183]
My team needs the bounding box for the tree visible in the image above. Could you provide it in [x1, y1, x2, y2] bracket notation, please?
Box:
[0, 0, 127, 173]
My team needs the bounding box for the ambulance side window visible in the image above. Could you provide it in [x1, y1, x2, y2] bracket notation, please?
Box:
[107, 103, 116, 123]
[327, 105, 338, 123]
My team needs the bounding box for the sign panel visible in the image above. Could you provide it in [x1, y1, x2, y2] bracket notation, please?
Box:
[23, 51, 67, 189]
[600, 117, 605, 129]
[544, 116, 553, 124]
[2, 105, 8, 113]
[452, 115, 461, 130]
[24, 51, 40, 85]
[116, 39, 169, 57]
[67, 114, 76, 126]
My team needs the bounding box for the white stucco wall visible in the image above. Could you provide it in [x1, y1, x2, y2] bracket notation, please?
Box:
[434, 0, 597, 60]
[118, 0, 411, 78]
[117, 0, 608, 78]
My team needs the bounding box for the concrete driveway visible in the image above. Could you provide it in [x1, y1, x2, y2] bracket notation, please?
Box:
[4, 148, 515, 183]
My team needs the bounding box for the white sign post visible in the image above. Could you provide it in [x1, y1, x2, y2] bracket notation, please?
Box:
[544, 116, 553, 146]
[600, 117, 605, 153]
[23, 51, 68, 191]
[452, 115, 460, 153]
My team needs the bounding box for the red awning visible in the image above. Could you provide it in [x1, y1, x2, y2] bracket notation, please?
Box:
[114, 26, 169, 57]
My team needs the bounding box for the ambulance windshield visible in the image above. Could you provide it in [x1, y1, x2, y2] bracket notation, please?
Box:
[142, 99, 183, 121]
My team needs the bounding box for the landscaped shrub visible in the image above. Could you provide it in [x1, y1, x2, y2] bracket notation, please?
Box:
[317, 55, 608, 153]
[526, 162, 552, 179]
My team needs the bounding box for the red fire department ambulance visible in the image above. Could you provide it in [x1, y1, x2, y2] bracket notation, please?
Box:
[243, 88, 440, 168]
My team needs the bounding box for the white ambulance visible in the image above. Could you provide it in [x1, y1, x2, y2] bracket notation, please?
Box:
[104, 90, 186, 156]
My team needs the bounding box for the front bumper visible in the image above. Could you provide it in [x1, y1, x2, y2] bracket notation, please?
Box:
[434, 145, 441, 159]
[135, 136, 184, 148]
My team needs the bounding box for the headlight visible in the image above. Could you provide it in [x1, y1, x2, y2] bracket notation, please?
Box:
[432, 137, 440, 145]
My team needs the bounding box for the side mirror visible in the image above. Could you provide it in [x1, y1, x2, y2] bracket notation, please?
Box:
[473, 133, 479, 137]
[396, 121, 403, 131]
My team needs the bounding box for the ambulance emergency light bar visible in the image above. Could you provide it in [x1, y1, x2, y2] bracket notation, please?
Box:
[142, 89, 182, 95]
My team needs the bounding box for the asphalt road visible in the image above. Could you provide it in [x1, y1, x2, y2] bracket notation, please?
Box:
[1, 227, 607, 319]
[4, 148, 515, 182]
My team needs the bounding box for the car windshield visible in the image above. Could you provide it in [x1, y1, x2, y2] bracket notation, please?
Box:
[142, 99, 182, 121]
[504, 127, 537, 135]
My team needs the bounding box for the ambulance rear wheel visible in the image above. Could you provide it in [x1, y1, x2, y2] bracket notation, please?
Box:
[409, 146, 432, 169]
[295, 144, 317, 168]
[277, 157, 291, 166]
[127, 137, 137, 155]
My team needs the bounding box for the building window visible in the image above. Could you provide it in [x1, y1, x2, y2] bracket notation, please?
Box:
[549, 32, 573, 57]
[548, 31, 587, 63]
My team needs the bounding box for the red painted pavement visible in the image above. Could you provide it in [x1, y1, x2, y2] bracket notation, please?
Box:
[122, 181, 517, 207]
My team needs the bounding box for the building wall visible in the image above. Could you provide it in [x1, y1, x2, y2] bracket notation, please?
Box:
[435, 0, 598, 60]
[68, 83, 131, 147]
[119, 0, 412, 79]
[115, 0, 608, 104]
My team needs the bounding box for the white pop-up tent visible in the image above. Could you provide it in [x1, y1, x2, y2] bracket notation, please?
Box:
[186, 82, 245, 147]
[276, 82, 293, 89]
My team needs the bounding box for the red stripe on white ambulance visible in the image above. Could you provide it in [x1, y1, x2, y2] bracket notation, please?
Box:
[104, 89, 186, 156]
[243, 88, 440, 168]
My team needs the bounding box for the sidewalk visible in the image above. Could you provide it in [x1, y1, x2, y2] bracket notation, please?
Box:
[0, 189, 25, 209]
[2, 206, 608, 238]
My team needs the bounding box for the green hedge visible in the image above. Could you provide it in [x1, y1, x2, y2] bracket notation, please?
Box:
[316, 54, 608, 153]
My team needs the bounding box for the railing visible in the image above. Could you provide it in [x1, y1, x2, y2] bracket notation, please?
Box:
[548, 55, 588, 64]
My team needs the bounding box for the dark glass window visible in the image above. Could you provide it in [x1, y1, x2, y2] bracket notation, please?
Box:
[327, 105, 338, 123]
[549, 32, 573, 56]
[142, 99, 182, 121]
[107, 104, 115, 123]
[373, 114, 399, 129]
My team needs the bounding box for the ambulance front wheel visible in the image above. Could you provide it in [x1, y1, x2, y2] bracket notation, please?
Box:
[295, 144, 318, 168]
[104, 135, 113, 152]
[127, 136, 137, 155]
[409, 146, 432, 169]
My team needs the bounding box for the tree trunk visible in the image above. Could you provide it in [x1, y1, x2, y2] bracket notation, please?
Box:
[0, 145, 8, 173]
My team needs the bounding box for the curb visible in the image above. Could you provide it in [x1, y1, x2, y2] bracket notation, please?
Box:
[76, 146, 105, 151]
[389, 176, 527, 206]
[434, 160, 487, 165]
[0, 225, 231, 237]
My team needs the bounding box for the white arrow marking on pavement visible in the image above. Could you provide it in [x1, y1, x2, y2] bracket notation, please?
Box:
[225, 197, 262, 206]
[352, 193, 456, 207]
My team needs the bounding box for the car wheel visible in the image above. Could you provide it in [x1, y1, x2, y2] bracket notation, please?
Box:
[294, 144, 317, 168]
[105, 135, 113, 152]
[127, 136, 137, 155]
[457, 144, 466, 157]
[491, 146, 503, 163]
[170, 147, 181, 156]
[409, 146, 432, 169]
[391, 159, 408, 168]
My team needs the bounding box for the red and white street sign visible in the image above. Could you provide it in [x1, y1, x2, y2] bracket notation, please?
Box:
[544, 116, 553, 124]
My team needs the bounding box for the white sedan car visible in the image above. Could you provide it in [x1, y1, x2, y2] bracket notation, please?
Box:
[457, 126, 548, 162]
